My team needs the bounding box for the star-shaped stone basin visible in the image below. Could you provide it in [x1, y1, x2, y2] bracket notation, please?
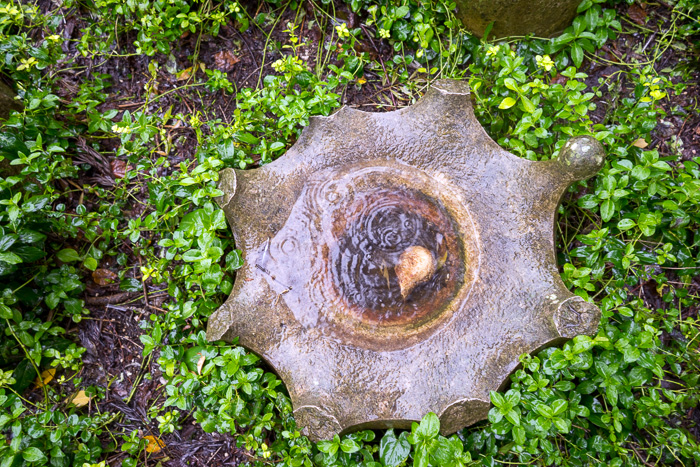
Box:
[207, 79, 604, 441]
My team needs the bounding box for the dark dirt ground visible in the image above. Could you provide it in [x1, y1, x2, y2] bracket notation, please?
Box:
[19, 0, 699, 465]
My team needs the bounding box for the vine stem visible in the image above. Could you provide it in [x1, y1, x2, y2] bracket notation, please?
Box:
[4, 318, 49, 405]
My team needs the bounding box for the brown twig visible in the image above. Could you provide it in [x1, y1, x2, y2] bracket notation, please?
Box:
[85, 292, 139, 305]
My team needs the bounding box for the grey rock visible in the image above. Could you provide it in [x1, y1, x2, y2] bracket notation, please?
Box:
[0, 80, 21, 121]
[455, 0, 581, 38]
[208, 79, 604, 441]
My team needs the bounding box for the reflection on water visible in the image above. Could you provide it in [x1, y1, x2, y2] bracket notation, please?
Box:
[331, 187, 451, 324]
[256, 163, 470, 347]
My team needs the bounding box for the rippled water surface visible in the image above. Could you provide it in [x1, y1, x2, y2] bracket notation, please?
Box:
[257, 163, 472, 346]
[331, 187, 456, 325]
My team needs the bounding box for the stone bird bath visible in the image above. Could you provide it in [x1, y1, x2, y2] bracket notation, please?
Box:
[207, 79, 605, 441]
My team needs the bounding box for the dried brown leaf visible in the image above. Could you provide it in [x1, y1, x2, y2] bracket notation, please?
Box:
[177, 67, 194, 81]
[111, 160, 127, 178]
[35, 368, 55, 388]
[628, 3, 647, 25]
[144, 435, 165, 453]
[196, 353, 205, 375]
[632, 138, 649, 148]
[551, 74, 568, 86]
[70, 390, 92, 407]
[92, 268, 117, 286]
[213, 50, 240, 72]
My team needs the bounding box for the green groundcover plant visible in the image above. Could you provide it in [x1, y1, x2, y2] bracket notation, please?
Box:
[0, 0, 699, 465]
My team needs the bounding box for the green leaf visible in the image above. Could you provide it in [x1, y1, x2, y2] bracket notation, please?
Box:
[552, 417, 571, 433]
[200, 416, 217, 432]
[570, 42, 584, 67]
[577, 0, 592, 13]
[551, 399, 568, 416]
[498, 97, 517, 109]
[340, 437, 360, 453]
[83, 257, 98, 271]
[617, 218, 636, 231]
[317, 438, 339, 456]
[534, 403, 553, 418]
[552, 32, 575, 48]
[380, 430, 410, 467]
[269, 141, 285, 152]
[554, 380, 576, 391]
[606, 384, 619, 405]
[395, 5, 410, 17]
[520, 95, 536, 113]
[0, 304, 12, 320]
[415, 412, 439, 439]
[503, 78, 519, 91]
[432, 436, 460, 465]
[638, 212, 658, 236]
[237, 132, 259, 145]
[505, 390, 521, 407]
[631, 166, 650, 180]
[0, 249, 22, 264]
[22, 447, 46, 463]
[504, 409, 520, 426]
[600, 199, 614, 222]
[413, 445, 430, 467]
[56, 248, 80, 262]
[490, 391, 506, 408]
[512, 425, 526, 445]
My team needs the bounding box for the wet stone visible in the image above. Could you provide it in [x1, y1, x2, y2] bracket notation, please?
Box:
[208, 79, 605, 441]
[454, 0, 582, 39]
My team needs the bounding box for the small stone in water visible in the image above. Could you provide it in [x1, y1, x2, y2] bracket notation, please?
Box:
[395, 245, 437, 299]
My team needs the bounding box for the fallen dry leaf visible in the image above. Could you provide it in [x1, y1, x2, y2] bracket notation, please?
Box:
[111, 159, 127, 178]
[550, 74, 568, 86]
[213, 50, 239, 72]
[70, 390, 92, 407]
[35, 368, 55, 388]
[196, 353, 205, 375]
[632, 138, 649, 148]
[144, 435, 165, 453]
[177, 67, 194, 81]
[92, 268, 117, 286]
[628, 3, 647, 25]
[395, 246, 437, 299]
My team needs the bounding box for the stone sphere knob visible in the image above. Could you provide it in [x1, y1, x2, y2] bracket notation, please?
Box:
[395, 245, 438, 299]
[556, 135, 606, 181]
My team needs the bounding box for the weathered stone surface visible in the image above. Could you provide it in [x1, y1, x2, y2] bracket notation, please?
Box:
[455, 0, 581, 38]
[0, 80, 21, 121]
[208, 79, 604, 441]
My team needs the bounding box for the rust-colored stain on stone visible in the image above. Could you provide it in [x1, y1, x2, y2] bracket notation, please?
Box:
[207, 80, 605, 441]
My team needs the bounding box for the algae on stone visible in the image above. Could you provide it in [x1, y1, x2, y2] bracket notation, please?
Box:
[454, 0, 581, 38]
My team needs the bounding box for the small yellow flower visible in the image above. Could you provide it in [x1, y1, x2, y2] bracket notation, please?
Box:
[535, 54, 555, 72]
[485, 45, 500, 59]
[271, 59, 285, 73]
[379, 28, 390, 39]
[17, 57, 37, 71]
[189, 113, 202, 128]
[335, 23, 350, 39]
[111, 124, 132, 135]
